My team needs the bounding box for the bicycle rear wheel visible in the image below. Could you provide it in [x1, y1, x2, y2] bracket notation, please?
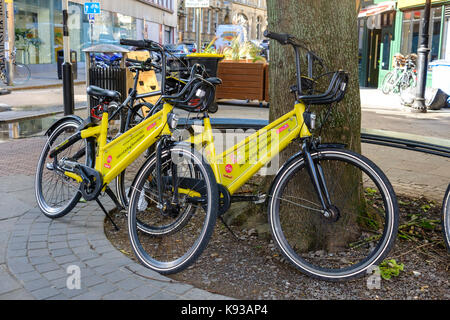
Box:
[268, 148, 398, 281]
[116, 102, 155, 208]
[35, 118, 90, 218]
[442, 184, 450, 251]
[12, 63, 31, 85]
[127, 143, 218, 274]
[399, 71, 416, 95]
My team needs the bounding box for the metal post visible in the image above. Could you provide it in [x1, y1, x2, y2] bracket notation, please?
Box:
[62, 0, 74, 115]
[411, 0, 431, 113]
[196, 8, 202, 52]
[6, 0, 14, 86]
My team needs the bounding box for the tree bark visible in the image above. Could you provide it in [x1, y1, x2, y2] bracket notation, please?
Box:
[266, 0, 361, 152]
[265, 0, 363, 249]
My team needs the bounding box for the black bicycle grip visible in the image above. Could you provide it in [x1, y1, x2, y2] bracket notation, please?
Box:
[264, 30, 290, 45]
[120, 39, 148, 48]
[125, 58, 145, 64]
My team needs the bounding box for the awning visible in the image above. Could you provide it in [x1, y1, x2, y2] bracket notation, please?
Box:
[358, 1, 396, 18]
[397, 0, 444, 10]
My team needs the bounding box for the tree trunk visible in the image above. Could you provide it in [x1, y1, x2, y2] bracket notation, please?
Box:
[266, 0, 362, 249]
[267, 0, 361, 149]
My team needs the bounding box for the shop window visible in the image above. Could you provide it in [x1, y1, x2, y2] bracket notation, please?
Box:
[401, 7, 442, 62]
[441, 7, 450, 60]
[14, 0, 55, 64]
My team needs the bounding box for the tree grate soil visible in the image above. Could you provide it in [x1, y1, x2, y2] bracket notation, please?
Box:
[104, 194, 450, 300]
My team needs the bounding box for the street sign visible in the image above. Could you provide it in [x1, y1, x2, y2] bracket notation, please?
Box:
[185, 0, 210, 8]
[88, 14, 95, 25]
[84, 2, 101, 15]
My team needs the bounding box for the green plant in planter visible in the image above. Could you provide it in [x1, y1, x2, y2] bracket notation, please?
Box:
[222, 37, 266, 62]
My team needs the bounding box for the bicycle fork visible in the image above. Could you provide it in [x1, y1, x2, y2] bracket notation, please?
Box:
[302, 142, 340, 222]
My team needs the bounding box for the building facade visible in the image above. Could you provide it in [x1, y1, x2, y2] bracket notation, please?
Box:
[230, 0, 267, 41]
[178, 0, 267, 46]
[8, 0, 177, 69]
[358, 0, 450, 88]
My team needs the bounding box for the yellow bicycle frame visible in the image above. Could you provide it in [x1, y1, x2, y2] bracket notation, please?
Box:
[188, 102, 312, 195]
[67, 103, 174, 187]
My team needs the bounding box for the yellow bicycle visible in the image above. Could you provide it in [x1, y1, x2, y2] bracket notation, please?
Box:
[35, 39, 223, 274]
[127, 31, 399, 280]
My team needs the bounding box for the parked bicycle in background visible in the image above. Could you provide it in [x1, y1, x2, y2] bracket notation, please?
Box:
[0, 48, 31, 86]
[381, 53, 417, 95]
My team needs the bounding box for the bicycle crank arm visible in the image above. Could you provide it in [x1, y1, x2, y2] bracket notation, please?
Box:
[57, 159, 103, 201]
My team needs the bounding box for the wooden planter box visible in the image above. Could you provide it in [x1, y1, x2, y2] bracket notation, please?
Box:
[216, 60, 267, 101]
[264, 63, 269, 102]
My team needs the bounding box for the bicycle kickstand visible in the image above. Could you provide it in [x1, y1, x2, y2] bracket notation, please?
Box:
[95, 197, 120, 231]
[218, 216, 240, 242]
[104, 186, 125, 214]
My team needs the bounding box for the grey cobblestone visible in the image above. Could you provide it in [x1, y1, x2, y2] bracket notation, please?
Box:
[131, 285, 161, 298]
[31, 287, 60, 300]
[34, 262, 59, 273]
[1, 145, 231, 300]
[88, 282, 117, 296]
[23, 278, 52, 292]
[41, 269, 67, 281]
[115, 277, 144, 291]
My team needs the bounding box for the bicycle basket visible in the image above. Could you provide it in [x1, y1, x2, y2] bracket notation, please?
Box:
[299, 70, 349, 105]
[166, 77, 216, 112]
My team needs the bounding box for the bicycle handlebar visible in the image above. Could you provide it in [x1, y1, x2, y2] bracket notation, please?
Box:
[120, 38, 163, 51]
[264, 30, 310, 51]
[264, 30, 291, 45]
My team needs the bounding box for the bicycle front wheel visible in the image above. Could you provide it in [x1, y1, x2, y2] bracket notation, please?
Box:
[127, 143, 218, 274]
[442, 184, 450, 251]
[268, 148, 398, 281]
[381, 71, 395, 95]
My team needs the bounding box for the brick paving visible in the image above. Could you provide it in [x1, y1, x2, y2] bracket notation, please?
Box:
[0, 136, 231, 300]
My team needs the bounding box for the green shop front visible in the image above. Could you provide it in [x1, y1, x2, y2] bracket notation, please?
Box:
[358, 0, 450, 89]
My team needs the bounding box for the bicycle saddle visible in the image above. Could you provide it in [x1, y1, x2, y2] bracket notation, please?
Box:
[87, 85, 120, 100]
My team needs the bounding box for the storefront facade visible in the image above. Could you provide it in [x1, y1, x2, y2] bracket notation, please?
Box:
[11, 0, 177, 68]
[359, 0, 450, 88]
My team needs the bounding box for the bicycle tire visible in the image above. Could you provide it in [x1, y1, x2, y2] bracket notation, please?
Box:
[12, 63, 31, 85]
[268, 148, 398, 281]
[127, 143, 219, 274]
[115, 102, 157, 208]
[35, 118, 92, 218]
[442, 184, 450, 251]
[399, 71, 416, 95]
[381, 71, 395, 95]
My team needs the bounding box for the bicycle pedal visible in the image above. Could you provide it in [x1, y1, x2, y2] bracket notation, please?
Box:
[253, 194, 267, 204]
[46, 163, 55, 171]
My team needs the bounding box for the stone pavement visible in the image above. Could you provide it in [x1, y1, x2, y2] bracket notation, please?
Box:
[0, 137, 231, 300]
